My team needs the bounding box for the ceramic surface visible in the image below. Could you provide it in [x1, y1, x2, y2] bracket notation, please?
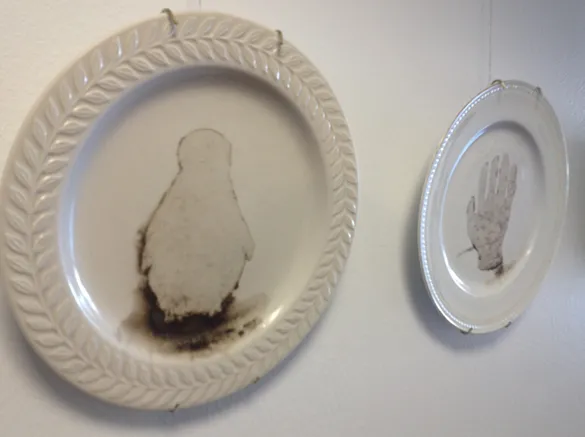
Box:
[419, 80, 568, 334]
[0, 12, 357, 409]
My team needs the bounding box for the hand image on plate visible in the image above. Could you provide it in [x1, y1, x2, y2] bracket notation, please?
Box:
[466, 153, 517, 276]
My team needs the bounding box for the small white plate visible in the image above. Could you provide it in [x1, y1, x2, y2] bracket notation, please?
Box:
[419, 80, 568, 334]
[0, 12, 357, 409]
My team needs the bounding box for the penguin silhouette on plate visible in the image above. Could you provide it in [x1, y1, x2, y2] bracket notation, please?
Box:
[138, 128, 255, 331]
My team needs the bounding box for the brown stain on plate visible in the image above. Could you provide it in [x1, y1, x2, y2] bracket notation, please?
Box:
[123, 229, 263, 353]
[121, 129, 264, 353]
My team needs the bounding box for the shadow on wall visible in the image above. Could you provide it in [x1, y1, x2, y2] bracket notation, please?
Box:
[0, 292, 329, 428]
[402, 169, 514, 351]
[563, 136, 585, 265]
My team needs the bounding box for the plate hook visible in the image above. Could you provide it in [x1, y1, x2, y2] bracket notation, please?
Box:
[491, 79, 507, 89]
[275, 29, 283, 56]
[161, 8, 178, 37]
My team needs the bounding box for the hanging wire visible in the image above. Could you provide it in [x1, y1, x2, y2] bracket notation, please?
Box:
[487, 0, 493, 84]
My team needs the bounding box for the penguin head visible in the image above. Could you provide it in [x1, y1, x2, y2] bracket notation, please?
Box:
[177, 129, 232, 171]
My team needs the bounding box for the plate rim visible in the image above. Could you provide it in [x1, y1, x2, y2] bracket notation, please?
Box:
[0, 11, 358, 409]
[418, 80, 568, 334]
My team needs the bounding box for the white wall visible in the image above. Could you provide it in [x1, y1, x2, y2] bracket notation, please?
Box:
[1, 1, 585, 436]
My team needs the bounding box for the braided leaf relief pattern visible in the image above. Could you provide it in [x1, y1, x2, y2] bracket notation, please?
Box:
[2, 13, 357, 409]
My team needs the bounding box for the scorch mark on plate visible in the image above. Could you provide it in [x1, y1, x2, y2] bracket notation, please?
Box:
[125, 128, 261, 351]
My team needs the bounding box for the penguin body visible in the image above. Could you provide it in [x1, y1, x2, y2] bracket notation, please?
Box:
[140, 129, 254, 321]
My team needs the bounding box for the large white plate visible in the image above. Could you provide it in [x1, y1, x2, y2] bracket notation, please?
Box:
[0, 12, 357, 409]
[419, 80, 568, 334]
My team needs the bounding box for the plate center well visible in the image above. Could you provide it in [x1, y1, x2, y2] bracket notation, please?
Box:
[441, 121, 545, 298]
[59, 67, 328, 349]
